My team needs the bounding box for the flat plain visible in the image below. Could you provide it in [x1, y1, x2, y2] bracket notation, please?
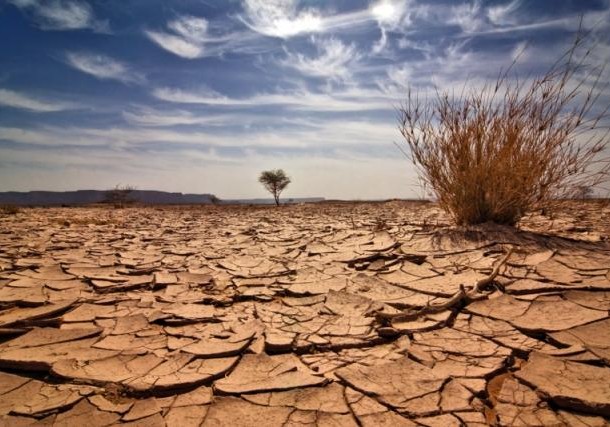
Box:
[1, 201, 610, 426]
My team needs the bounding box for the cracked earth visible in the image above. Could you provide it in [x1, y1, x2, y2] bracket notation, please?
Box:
[1, 201, 610, 426]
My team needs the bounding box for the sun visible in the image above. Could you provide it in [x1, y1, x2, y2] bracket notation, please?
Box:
[371, 1, 396, 23]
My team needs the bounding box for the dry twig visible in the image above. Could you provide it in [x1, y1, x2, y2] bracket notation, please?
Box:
[374, 247, 513, 325]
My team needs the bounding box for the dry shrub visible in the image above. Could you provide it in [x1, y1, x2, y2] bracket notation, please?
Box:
[398, 33, 610, 225]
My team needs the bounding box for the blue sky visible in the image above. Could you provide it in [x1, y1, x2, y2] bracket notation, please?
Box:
[1, 0, 609, 199]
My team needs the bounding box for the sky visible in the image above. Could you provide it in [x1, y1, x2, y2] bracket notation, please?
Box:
[0, 0, 609, 200]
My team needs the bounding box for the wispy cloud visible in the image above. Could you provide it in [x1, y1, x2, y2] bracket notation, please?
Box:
[152, 87, 228, 105]
[376, 40, 498, 94]
[145, 31, 203, 59]
[237, 0, 415, 59]
[487, 0, 522, 26]
[0, 88, 76, 112]
[122, 106, 236, 127]
[142, 1, 415, 60]
[239, 0, 412, 41]
[448, 0, 608, 37]
[380, 65, 411, 93]
[65, 52, 144, 84]
[280, 37, 361, 80]
[145, 15, 209, 59]
[449, 1, 486, 33]
[8, 0, 108, 32]
[239, 0, 322, 38]
[152, 85, 396, 112]
[0, 113, 399, 150]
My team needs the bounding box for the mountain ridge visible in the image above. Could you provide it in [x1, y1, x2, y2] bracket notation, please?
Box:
[0, 190, 216, 206]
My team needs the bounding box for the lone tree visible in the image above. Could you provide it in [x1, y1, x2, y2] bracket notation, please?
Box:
[398, 33, 610, 226]
[259, 169, 291, 206]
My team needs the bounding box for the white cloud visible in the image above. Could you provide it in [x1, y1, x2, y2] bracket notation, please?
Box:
[8, 0, 108, 32]
[372, 28, 389, 55]
[449, 1, 486, 33]
[281, 37, 360, 80]
[122, 107, 236, 127]
[239, 0, 413, 42]
[65, 52, 144, 84]
[0, 113, 399, 150]
[141, 1, 416, 59]
[168, 15, 209, 41]
[375, 40, 497, 95]
[152, 87, 229, 105]
[384, 65, 411, 91]
[487, 0, 522, 26]
[152, 85, 396, 112]
[375, 33, 610, 107]
[145, 15, 208, 59]
[284, 117, 400, 148]
[240, 0, 322, 38]
[0, 88, 75, 112]
[145, 31, 204, 59]
[0, 125, 267, 148]
[448, 0, 605, 37]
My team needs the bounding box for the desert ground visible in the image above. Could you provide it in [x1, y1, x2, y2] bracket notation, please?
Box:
[0, 201, 610, 426]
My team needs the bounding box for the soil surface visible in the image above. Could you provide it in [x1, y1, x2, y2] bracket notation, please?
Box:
[1, 200, 610, 426]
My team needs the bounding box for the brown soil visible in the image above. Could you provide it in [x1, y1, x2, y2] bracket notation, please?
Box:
[0, 200, 609, 426]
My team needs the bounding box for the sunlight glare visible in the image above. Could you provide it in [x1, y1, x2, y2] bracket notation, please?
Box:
[371, 1, 396, 23]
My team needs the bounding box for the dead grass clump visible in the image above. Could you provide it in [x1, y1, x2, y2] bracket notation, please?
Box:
[398, 34, 610, 226]
[0, 205, 20, 215]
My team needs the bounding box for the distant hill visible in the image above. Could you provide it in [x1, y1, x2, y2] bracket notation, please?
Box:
[0, 190, 217, 206]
